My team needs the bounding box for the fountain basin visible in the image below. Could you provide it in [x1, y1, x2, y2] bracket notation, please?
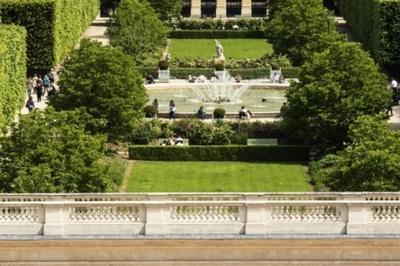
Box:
[146, 81, 288, 114]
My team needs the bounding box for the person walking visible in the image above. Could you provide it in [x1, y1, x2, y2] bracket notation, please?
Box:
[169, 100, 176, 119]
[391, 78, 398, 94]
[26, 96, 35, 113]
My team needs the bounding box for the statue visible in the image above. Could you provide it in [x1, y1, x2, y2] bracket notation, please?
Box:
[214, 40, 225, 71]
[214, 39, 225, 60]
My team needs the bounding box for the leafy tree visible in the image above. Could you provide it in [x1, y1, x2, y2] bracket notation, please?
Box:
[314, 115, 400, 191]
[49, 40, 147, 141]
[145, 0, 183, 21]
[282, 41, 391, 151]
[0, 108, 114, 193]
[108, 0, 168, 65]
[265, 0, 336, 66]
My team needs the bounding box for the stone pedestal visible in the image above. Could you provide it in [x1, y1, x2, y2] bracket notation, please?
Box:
[216, 0, 227, 18]
[270, 69, 282, 83]
[241, 0, 252, 17]
[214, 70, 229, 81]
[158, 69, 170, 83]
[191, 0, 201, 18]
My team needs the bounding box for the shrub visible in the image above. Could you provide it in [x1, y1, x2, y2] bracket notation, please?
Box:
[129, 145, 310, 162]
[169, 30, 265, 39]
[213, 108, 226, 119]
[0, 0, 99, 69]
[144, 105, 157, 118]
[0, 25, 27, 130]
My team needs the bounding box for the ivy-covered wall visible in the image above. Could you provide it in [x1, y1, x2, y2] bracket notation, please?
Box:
[339, 0, 400, 65]
[0, 0, 99, 70]
[0, 25, 27, 130]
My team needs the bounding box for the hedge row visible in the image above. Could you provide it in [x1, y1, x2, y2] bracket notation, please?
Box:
[0, 0, 99, 70]
[175, 18, 266, 31]
[169, 30, 266, 39]
[136, 67, 300, 79]
[338, 0, 400, 65]
[0, 25, 27, 130]
[129, 145, 310, 162]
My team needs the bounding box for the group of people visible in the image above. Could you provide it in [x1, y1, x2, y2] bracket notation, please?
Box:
[25, 69, 57, 113]
[160, 134, 184, 146]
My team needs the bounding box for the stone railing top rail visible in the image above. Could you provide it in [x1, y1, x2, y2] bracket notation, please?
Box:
[0, 192, 399, 201]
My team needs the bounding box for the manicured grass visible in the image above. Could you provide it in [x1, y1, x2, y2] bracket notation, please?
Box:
[127, 161, 312, 192]
[169, 39, 272, 60]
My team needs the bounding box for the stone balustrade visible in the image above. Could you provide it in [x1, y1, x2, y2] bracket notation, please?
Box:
[0, 193, 400, 236]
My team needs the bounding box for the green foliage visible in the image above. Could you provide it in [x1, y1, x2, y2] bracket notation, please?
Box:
[282, 41, 391, 151]
[144, 105, 157, 118]
[175, 18, 266, 31]
[314, 115, 400, 191]
[129, 145, 310, 162]
[49, 40, 148, 141]
[0, 0, 99, 69]
[338, 0, 400, 65]
[0, 25, 26, 131]
[127, 119, 287, 146]
[169, 30, 265, 39]
[145, 0, 183, 21]
[265, 0, 336, 66]
[108, 0, 168, 65]
[213, 108, 226, 119]
[0, 108, 115, 193]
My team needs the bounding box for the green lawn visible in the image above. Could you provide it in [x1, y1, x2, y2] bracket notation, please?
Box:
[169, 39, 273, 60]
[127, 161, 312, 192]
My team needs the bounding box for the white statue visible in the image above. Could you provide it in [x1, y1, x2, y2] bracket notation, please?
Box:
[214, 39, 225, 60]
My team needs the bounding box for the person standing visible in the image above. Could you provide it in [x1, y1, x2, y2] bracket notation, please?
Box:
[26, 96, 35, 113]
[391, 78, 398, 94]
[169, 100, 176, 119]
[36, 83, 43, 102]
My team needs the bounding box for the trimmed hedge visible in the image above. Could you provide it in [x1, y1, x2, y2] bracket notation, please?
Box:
[338, 0, 400, 65]
[169, 30, 266, 39]
[129, 145, 310, 162]
[0, 25, 27, 130]
[136, 67, 300, 79]
[0, 0, 99, 69]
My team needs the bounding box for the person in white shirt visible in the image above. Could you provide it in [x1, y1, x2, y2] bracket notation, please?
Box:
[391, 78, 398, 94]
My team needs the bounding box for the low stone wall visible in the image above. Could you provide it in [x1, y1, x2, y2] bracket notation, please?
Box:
[0, 193, 400, 236]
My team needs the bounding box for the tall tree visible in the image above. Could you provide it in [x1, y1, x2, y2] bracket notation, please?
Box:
[108, 0, 168, 65]
[144, 0, 183, 21]
[315, 115, 400, 191]
[0, 108, 114, 193]
[282, 41, 391, 151]
[49, 40, 147, 141]
[265, 0, 336, 66]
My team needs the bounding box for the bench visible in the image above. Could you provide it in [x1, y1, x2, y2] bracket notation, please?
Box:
[157, 138, 189, 146]
[247, 138, 278, 146]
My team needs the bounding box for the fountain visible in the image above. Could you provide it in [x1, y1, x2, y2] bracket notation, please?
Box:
[189, 40, 251, 104]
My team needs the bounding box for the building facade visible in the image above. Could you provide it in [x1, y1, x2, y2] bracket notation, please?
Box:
[181, 0, 268, 18]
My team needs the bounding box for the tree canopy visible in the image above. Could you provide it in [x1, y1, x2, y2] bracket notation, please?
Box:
[49, 40, 147, 141]
[145, 0, 183, 21]
[314, 115, 400, 191]
[108, 0, 168, 65]
[0, 108, 114, 193]
[265, 0, 336, 66]
[282, 41, 391, 151]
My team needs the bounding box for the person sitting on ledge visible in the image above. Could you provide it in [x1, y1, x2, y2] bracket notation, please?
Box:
[188, 75, 195, 83]
[234, 74, 242, 83]
[239, 106, 252, 120]
[197, 106, 207, 120]
[175, 134, 184, 146]
[146, 74, 155, 84]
